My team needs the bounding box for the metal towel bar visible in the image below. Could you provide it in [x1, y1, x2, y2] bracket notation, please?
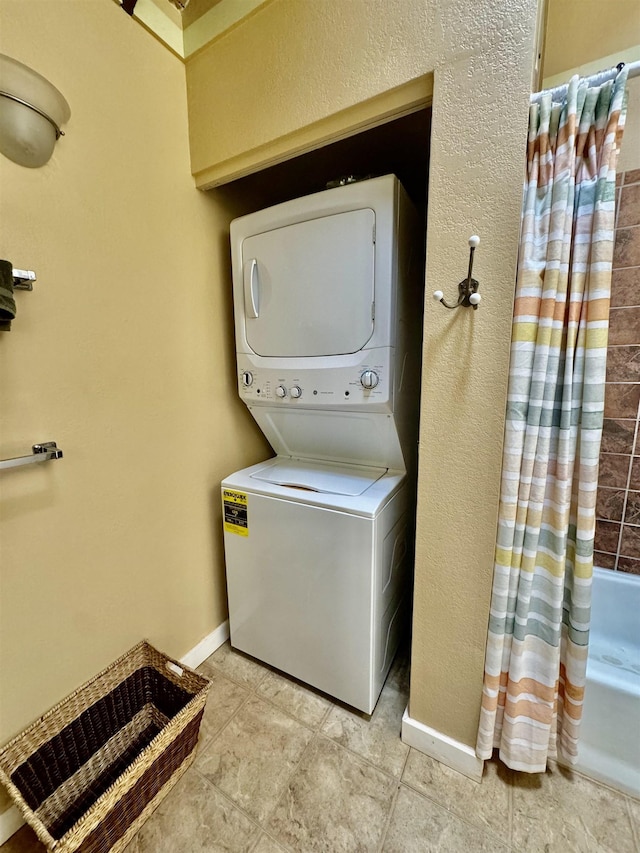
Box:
[0, 442, 63, 470]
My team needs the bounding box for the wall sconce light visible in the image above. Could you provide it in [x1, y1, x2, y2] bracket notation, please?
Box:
[0, 54, 70, 168]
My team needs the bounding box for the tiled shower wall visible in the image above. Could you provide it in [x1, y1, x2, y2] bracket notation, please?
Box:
[594, 168, 640, 574]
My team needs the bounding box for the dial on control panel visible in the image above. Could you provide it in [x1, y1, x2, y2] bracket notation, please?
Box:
[290, 386, 302, 398]
[241, 371, 253, 387]
[360, 370, 379, 390]
[275, 385, 287, 398]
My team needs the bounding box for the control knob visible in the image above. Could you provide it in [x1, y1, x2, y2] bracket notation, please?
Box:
[241, 371, 253, 387]
[360, 370, 379, 390]
[275, 385, 287, 398]
[290, 386, 302, 398]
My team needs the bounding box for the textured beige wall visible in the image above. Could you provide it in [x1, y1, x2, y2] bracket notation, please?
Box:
[414, 5, 538, 746]
[186, 0, 434, 183]
[186, 0, 538, 747]
[0, 0, 269, 748]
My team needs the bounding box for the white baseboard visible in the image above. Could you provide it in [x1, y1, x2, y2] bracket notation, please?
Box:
[0, 621, 231, 846]
[401, 706, 484, 782]
[0, 802, 25, 846]
[180, 620, 230, 670]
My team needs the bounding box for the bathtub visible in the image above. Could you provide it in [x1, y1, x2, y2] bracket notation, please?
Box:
[572, 567, 640, 797]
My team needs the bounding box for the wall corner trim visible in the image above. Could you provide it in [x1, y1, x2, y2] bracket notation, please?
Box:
[401, 707, 484, 782]
[180, 620, 230, 669]
[0, 621, 230, 845]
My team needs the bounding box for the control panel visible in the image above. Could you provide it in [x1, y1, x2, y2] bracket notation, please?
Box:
[236, 350, 393, 411]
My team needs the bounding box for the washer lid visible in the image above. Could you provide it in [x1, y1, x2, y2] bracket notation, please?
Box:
[250, 458, 387, 496]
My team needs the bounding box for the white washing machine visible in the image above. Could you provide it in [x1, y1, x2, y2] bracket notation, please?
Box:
[222, 458, 410, 712]
[222, 175, 423, 713]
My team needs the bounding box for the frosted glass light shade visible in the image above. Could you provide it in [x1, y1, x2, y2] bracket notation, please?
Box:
[0, 54, 70, 168]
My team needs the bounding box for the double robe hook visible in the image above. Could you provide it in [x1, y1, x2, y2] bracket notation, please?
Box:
[433, 236, 481, 310]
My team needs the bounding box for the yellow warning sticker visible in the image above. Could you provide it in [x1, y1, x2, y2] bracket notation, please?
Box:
[223, 489, 248, 537]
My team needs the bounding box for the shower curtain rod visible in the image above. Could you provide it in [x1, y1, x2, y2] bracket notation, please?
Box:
[531, 59, 640, 104]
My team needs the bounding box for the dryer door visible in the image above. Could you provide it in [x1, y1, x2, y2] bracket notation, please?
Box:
[241, 208, 375, 357]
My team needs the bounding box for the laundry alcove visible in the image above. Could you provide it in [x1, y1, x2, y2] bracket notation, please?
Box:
[211, 109, 430, 684]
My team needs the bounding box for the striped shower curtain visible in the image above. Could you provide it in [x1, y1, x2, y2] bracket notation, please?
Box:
[476, 68, 628, 771]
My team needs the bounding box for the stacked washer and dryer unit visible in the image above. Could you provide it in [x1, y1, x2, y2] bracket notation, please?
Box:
[221, 175, 423, 714]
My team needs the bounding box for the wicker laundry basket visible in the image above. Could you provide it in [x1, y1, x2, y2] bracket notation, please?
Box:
[0, 641, 210, 853]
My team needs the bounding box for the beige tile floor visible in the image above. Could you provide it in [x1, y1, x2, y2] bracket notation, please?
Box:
[3, 641, 639, 853]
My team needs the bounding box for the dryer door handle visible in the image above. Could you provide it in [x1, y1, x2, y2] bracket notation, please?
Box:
[244, 258, 260, 318]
